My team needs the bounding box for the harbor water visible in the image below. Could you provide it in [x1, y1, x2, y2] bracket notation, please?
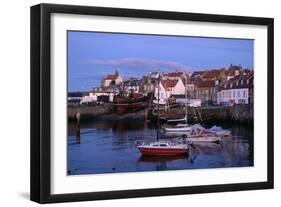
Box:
[67, 117, 253, 175]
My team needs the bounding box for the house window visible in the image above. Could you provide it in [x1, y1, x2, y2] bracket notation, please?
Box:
[233, 91, 235, 97]
[239, 99, 245, 104]
[243, 91, 246, 98]
[238, 91, 240, 97]
[223, 91, 225, 98]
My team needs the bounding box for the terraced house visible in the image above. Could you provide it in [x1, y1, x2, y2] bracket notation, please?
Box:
[217, 71, 253, 105]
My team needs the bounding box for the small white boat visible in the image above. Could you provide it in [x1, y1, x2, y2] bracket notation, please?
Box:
[175, 124, 222, 143]
[184, 133, 222, 143]
[208, 125, 231, 136]
[163, 123, 191, 132]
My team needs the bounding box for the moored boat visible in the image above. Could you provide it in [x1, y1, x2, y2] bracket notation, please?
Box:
[164, 123, 191, 132]
[115, 102, 144, 113]
[208, 125, 231, 136]
[182, 132, 222, 143]
[114, 93, 146, 113]
[169, 124, 222, 143]
[138, 142, 189, 156]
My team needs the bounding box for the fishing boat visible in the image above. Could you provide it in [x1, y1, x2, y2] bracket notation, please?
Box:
[114, 93, 146, 113]
[208, 125, 231, 136]
[138, 141, 189, 156]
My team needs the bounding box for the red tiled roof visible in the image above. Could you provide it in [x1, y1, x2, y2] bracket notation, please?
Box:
[224, 69, 237, 77]
[164, 72, 187, 78]
[202, 70, 222, 79]
[218, 72, 253, 91]
[104, 74, 119, 80]
[197, 80, 216, 88]
[161, 79, 178, 89]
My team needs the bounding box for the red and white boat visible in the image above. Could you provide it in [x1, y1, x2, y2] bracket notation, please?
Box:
[138, 142, 189, 156]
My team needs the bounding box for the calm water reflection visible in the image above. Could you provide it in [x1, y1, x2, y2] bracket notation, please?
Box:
[67, 118, 253, 175]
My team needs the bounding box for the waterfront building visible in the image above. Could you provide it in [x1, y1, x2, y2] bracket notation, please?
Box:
[191, 64, 242, 83]
[102, 70, 123, 87]
[219, 64, 243, 82]
[123, 78, 141, 94]
[217, 71, 253, 105]
[139, 75, 155, 96]
[202, 69, 223, 80]
[154, 78, 185, 105]
[80, 87, 120, 104]
[185, 78, 196, 98]
[163, 71, 188, 81]
[195, 80, 218, 105]
[68, 91, 89, 104]
[149, 71, 160, 79]
[190, 71, 206, 80]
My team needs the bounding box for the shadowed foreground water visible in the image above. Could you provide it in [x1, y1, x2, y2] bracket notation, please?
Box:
[67, 118, 253, 175]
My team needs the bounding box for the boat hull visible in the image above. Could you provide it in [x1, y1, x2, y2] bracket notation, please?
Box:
[213, 131, 231, 137]
[115, 102, 144, 113]
[164, 127, 191, 132]
[138, 147, 188, 156]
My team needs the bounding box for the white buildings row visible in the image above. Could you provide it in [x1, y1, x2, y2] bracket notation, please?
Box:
[73, 67, 253, 106]
[217, 72, 253, 105]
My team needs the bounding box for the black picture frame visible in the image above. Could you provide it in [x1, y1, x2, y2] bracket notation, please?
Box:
[30, 3, 274, 204]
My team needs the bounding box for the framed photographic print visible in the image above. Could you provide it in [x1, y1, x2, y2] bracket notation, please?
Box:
[30, 3, 274, 203]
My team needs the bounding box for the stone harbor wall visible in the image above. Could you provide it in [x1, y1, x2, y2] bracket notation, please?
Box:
[189, 104, 253, 124]
[68, 103, 253, 124]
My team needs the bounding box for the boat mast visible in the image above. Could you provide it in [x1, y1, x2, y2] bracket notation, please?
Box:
[185, 76, 188, 124]
[157, 72, 160, 141]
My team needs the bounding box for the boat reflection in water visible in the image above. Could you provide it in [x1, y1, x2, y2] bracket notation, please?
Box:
[139, 154, 188, 162]
[67, 118, 253, 175]
[138, 155, 189, 171]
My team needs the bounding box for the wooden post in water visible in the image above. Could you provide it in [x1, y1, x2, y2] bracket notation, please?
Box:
[144, 107, 148, 123]
[75, 112, 81, 144]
